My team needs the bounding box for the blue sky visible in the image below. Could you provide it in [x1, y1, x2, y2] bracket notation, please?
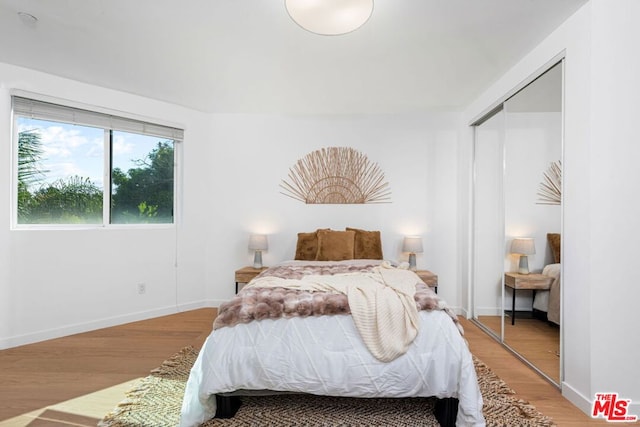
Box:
[18, 118, 167, 190]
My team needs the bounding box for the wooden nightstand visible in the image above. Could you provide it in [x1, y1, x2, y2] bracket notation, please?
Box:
[415, 270, 438, 294]
[235, 266, 267, 293]
[504, 272, 554, 325]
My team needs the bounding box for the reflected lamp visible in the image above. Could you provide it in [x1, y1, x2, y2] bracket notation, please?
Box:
[511, 238, 535, 275]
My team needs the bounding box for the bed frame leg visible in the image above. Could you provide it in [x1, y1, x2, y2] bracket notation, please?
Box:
[215, 395, 242, 418]
[434, 397, 458, 427]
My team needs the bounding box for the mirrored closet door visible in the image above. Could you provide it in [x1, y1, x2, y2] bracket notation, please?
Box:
[472, 61, 563, 386]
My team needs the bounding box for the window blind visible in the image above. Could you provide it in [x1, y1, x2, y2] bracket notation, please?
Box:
[12, 96, 184, 141]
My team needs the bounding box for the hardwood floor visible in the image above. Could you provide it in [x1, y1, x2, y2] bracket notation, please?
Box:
[0, 308, 634, 426]
[0, 308, 215, 423]
[462, 316, 622, 426]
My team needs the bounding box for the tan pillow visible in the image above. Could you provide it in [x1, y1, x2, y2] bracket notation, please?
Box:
[346, 227, 383, 260]
[547, 233, 561, 263]
[315, 230, 355, 261]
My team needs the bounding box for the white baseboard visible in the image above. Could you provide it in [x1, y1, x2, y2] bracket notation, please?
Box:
[0, 301, 221, 350]
[457, 306, 470, 318]
[474, 306, 502, 316]
[176, 300, 209, 312]
[562, 381, 593, 416]
[199, 299, 230, 308]
[563, 382, 640, 421]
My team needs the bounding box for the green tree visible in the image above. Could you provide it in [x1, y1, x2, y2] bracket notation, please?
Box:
[17, 130, 174, 225]
[111, 141, 174, 223]
[18, 130, 46, 185]
[17, 130, 48, 221]
[18, 130, 102, 224]
[28, 176, 103, 224]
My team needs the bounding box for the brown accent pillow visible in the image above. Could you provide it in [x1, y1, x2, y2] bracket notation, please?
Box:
[346, 227, 383, 260]
[315, 230, 356, 261]
[294, 229, 330, 260]
[294, 232, 318, 261]
[547, 233, 561, 263]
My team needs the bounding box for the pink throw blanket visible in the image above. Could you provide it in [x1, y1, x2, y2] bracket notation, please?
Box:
[214, 263, 461, 333]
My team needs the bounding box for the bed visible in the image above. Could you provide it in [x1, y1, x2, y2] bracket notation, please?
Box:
[179, 228, 485, 427]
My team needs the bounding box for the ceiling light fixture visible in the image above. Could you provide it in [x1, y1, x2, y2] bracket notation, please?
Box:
[285, 0, 374, 36]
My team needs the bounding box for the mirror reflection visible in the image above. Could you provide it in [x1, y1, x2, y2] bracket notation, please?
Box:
[473, 61, 563, 385]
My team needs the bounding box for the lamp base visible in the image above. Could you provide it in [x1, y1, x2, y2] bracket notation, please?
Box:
[518, 255, 529, 274]
[408, 253, 417, 271]
[253, 251, 263, 269]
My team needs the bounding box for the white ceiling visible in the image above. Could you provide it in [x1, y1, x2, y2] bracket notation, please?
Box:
[0, 0, 587, 114]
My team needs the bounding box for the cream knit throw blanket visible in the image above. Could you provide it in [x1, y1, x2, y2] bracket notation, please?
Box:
[246, 264, 420, 362]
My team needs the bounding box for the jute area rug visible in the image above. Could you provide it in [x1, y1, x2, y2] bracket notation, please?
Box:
[100, 347, 555, 427]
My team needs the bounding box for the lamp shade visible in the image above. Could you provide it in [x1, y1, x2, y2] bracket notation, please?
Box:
[403, 236, 423, 253]
[248, 234, 268, 251]
[510, 238, 535, 255]
[285, 0, 374, 36]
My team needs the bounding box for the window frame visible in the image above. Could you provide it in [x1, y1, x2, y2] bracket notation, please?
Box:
[10, 92, 183, 230]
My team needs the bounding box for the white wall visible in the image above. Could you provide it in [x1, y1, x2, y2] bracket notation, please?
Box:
[465, 0, 640, 417]
[457, 123, 474, 318]
[589, 0, 640, 411]
[0, 62, 465, 348]
[203, 113, 463, 307]
[0, 62, 210, 348]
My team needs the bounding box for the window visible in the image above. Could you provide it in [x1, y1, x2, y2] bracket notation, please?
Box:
[12, 96, 183, 226]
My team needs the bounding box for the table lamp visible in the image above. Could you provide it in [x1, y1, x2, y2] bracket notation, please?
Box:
[403, 236, 423, 271]
[249, 234, 268, 269]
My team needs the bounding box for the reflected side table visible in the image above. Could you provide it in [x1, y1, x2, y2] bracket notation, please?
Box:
[504, 272, 553, 325]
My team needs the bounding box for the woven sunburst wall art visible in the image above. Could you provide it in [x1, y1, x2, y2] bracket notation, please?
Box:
[536, 160, 562, 205]
[280, 147, 391, 204]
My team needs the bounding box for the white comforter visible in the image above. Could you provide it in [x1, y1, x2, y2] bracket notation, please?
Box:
[246, 264, 420, 362]
[180, 309, 485, 426]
